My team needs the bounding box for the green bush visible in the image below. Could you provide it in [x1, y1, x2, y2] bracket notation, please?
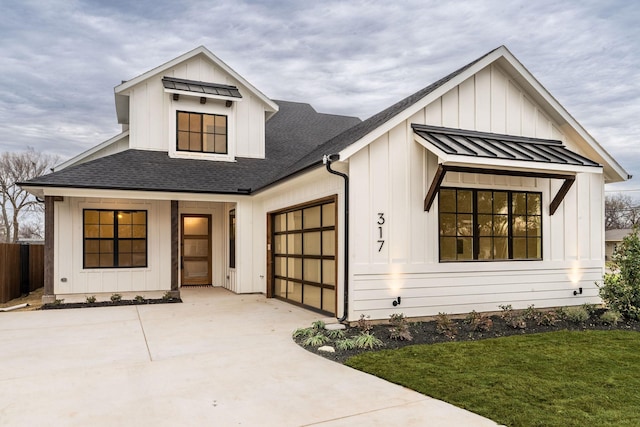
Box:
[86, 295, 97, 304]
[599, 228, 640, 320]
[389, 313, 413, 341]
[564, 306, 589, 323]
[302, 333, 330, 347]
[600, 310, 622, 325]
[353, 332, 384, 349]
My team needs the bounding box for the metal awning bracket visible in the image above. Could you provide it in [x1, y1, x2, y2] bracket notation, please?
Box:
[424, 164, 576, 215]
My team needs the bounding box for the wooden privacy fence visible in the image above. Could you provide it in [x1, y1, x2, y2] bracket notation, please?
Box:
[0, 243, 44, 304]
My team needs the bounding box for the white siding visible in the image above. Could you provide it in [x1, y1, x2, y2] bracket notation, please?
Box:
[126, 55, 267, 158]
[54, 197, 171, 296]
[347, 63, 606, 321]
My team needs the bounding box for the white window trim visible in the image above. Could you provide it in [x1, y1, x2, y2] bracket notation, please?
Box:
[168, 94, 236, 162]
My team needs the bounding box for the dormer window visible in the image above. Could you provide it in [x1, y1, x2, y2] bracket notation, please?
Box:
[177, 111, 227, 154]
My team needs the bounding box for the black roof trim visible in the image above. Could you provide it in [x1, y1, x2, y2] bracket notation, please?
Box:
[412, 124, 601, 168]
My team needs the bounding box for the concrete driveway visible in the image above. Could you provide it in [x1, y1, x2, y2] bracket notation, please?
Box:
[0, 288, 499, 426]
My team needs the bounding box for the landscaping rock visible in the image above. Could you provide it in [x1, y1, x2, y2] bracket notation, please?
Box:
[318, 346, 335, 353]
[325, 323, 346, 331]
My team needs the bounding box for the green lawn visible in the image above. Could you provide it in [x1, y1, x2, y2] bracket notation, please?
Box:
[345, 330, 640, 427]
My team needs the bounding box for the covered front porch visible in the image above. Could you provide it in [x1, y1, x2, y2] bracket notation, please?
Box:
[40, 191, 255, 303]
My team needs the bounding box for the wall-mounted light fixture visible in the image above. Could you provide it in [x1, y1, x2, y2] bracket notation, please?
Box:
[392, 296, 401, 307]
[173, 93, 179, 101]
[573, 287, 583, 296]
[200, 97, 206, 104]
[225, 100, 233, 108]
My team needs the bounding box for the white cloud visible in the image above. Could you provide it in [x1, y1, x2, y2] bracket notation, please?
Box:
[0, 0, 638, 189]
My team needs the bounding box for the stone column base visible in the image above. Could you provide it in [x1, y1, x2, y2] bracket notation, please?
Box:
[42, 295, 57, 304]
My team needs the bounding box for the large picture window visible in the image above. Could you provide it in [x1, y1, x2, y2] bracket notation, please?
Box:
[83, 210, 147, 268]
[177, 111, 227, 154]
[439, 189, 541, 261]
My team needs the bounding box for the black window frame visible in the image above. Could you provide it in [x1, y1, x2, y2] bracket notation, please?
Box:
[438, 188, 542, 262]
[176, 110, 228, 154]
[83, 209, 148, 269]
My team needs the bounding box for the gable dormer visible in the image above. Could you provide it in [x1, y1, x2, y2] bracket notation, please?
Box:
[114, 46, 278, 161]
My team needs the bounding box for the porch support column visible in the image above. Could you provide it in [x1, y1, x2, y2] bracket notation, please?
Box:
[42, 196, 56, 303]
[169, 200, 180, 298]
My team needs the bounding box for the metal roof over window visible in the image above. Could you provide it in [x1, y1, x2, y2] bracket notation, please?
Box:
[412, 124, 600, 168]
[162, 76, 242, 99]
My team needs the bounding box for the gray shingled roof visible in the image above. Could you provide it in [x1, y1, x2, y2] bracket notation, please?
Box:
[605, 229, 634, 242]
[22, 47, 512, 195]
[412, 124, 601, 168]
[266, 47, 502, 185]
[21, 100, 360, 194]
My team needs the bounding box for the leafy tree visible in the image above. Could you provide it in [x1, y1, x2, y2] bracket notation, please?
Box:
[599, 227, 640, 319]
[605, 193, 640, 230]
[0, 148, 58, 242]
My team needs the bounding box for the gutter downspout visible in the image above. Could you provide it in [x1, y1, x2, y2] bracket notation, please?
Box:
[323, 154, 349, 323]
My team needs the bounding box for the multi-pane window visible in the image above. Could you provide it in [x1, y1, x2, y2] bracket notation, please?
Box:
[177, 111, 227, 154]
[83, 210, 147, 268]
[439, 189, 541, 261]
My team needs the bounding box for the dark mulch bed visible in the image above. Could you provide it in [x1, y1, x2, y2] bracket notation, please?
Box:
[295, 308, 640, 364]
[40, 298, 182, 310]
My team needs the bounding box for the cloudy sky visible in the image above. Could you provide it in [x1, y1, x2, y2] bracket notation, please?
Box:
[1, 0, 639, 192]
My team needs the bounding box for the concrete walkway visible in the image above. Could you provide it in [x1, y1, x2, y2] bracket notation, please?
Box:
[0, 288, 500, 426]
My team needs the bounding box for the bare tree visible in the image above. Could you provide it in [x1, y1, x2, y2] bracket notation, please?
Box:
[605, 193, 640, 230]
[0, 148, 58, 242]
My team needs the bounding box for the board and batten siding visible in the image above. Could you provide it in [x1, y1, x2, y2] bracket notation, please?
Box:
[349, 63, 605, 320]
[53, 197, 172, 297]
[127, 55, 267, 158]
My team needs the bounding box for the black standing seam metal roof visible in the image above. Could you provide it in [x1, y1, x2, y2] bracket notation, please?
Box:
[412, 124, 601, 168]
[162, 76, 242, 98]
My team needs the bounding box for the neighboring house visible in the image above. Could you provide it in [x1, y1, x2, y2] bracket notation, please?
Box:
[605, 228, 634, 261]
[21, 45, 629, 321]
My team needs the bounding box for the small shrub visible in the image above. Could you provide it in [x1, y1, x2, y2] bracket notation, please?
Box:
[134, 295, 145, 303]
[582, 303, 599, 316]
[326, 329, 345, 340]
[335, 338, 357, 351]
[353, 331, 384, 349]
[110, 293, 122, 302]
[356, 314, 373, 333]
[536, 310, 558, 326]
[436, 312, 458, 339]
[498, 304, 513, 318]
[302, 333, 330, 347]
[389, 313, 413, 341]
[465, 311, 493, 332]
[162, 292, 172, 301]
[52, 298, 64, 306]
[523, 305, 538, 321]
[292, 327, 315, 339]
[498, 304, 526, 329]
[598, 227, 640, 320]
[564, 306, 589, 323]
[86, 295, 97, 304]
[311, 320, 326, 330]
[600, 309, 622, 325]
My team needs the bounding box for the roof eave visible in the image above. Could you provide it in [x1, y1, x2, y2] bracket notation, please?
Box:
[114, 46, 279, 111]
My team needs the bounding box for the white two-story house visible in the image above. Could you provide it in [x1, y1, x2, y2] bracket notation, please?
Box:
[22, 45, 629, 321]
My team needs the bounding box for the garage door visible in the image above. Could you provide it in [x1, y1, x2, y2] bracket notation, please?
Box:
[271, 198, 336, 315]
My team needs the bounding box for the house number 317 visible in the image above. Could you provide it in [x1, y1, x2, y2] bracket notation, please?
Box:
[377, 213, 385, 252]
